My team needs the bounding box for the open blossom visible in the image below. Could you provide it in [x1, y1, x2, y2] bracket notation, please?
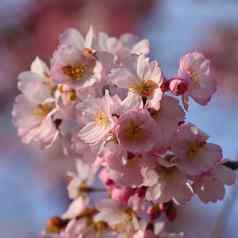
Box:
[51, 45, 98, 87]
[66, 160, 98, 199]
[178, 52, 217, 106]
[149, 95, 185, 150]
[111, 55, 163, 110]
[172, 123, 222, 176]
[115, 109, 158, 154]
[12, 57, 59, 147]
[95, 199, 140, 237]
[143, 167, 192, 204]
[192, 163, 236, 203]
[103, 141, 157, 187]
[97, 32, 150, 64]
[77, 92, 119, 146]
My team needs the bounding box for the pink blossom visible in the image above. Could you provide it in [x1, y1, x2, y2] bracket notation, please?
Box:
[115, 109, 158, 154]
[178, 52, 217, 106]
[192, 163, 236, 203]
[12, 58, 59, 147]
[172, 123, 222, 175]
[77, 92, 118, 146]
[97, 32, 150, 64]
[66, 160, 98, 199]
[111, 55, 163, 110]
[95, 199, 139, 236]
[51, 45, 98, 87]
[143, 167, 192, 204]
[149, 95, 185, 150]
[104, 143, 149, 186]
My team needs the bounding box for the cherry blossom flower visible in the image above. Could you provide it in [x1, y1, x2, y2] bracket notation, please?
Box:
[95, 199, 140, 237]
[12, 57, 59, 147]
[178, 52, 217, 106]
[115, 109, 158, 154]
[66, 160, 98, 199]
[51, 45, 98, 88]
[172, 123, 222, 176]
[192, 163, 236, 203]
[143, 167, 192, 204]
[149, 95, 185, 150]
[111, 55, 163, 110]
[77, 92, 119, 146]
[97, 32, 150, 64]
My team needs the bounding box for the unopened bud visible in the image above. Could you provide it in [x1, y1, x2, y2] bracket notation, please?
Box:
[169, 78, 188, 96]
[160, 80, 170, 92]
[147, 204, 161, 220]
[46, 216, 67, 233]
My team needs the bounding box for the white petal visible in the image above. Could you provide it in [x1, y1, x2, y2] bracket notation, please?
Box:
[62, 197, 89, 219]
[59, 28, 85, 50]
[18, 72, 51, 104]
[111, 68, 138, 89]
[131, 39, 150, 55]
[31, 57, 50, 76]
[85, 26, 96, 49]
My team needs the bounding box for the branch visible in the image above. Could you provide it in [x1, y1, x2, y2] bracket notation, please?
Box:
[223, 161, 238, 170]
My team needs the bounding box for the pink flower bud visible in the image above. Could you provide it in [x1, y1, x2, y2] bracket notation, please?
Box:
[147, 205, 161, 220]
[169, 78, 188, 96]
[160, 80, 170, 92]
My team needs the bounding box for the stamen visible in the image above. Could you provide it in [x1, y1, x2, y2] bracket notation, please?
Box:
[130, 80, 158, 97]
[95, 112, 109, 128]
[33, 103, 54, 118]
[62, 64, 87, 81]
[124, 121, 144, 141]
[187, 142, 205, 160]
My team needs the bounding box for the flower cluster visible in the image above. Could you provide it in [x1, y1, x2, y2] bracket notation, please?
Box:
[12, 27, 236, 238]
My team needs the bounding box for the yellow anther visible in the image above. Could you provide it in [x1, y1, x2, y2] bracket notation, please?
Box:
[95, 112, 109, 128]
[130, 80, 158, 97]
[62, 64, 87, 80]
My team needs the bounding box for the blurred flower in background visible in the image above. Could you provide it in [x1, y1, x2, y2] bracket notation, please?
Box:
[200, 24, 238, 102]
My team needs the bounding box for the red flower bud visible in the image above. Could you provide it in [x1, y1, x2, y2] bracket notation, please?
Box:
[169, 78, 188, 96]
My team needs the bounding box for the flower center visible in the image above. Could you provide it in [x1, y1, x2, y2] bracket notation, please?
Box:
[130, 80, 158, 97]
[124, 120, 144, 141]
[33, 103, 54, 118]
[187, 142, 204, 160]
[95, 112, 110, 128]
[190, 71, 200, 85]
[149, 108, 160, 121]
[62, 64, 87, 80]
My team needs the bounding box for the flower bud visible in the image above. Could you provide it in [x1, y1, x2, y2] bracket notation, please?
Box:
[46, 216, 67, 233]
[147, 205, 161, 220]
[169, 78, 188, 96]
[160, 80, 170, 92]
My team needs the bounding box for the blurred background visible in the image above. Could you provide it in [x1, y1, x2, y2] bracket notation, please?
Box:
[0, 0, 238, 237]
